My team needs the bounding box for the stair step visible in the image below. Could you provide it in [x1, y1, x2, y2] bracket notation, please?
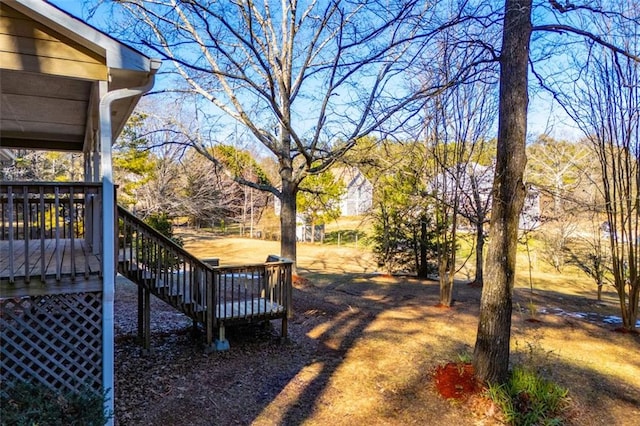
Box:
[182, 302, 207, 315]
[166, 292, 185, 302]
[116, 240, 220, 325]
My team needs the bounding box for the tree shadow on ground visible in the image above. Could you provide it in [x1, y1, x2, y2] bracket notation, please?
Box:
[114, 272, 640, 425]
[114, 273, 476, 424]
[513, 286, 640, 332]
[271, 277, 481, 425]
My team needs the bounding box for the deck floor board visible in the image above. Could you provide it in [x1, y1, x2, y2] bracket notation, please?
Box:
[0, 239, 101, 282]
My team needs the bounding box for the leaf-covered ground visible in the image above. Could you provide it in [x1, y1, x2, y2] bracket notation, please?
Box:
[113, 237, 640, 425]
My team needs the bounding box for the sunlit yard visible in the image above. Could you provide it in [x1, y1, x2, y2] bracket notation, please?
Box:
[4, 1, 640, 425]
[110, 229, 640, 425]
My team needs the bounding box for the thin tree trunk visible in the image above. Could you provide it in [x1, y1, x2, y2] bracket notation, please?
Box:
[438, 237, 454, 307]
[311, 220, 315, 243]
[474, 220, 485, 286]
[418, 216, 429, 278]
[628, 283, 639, 329]
[440, 271, 453, 306]
[473, 0, 532, 385]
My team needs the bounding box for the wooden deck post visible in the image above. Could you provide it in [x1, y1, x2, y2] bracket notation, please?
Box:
[137, 285, 152, 355]
[7, 186, 14, 283]
[38, 187, 46, 283]
[204, 269, 215, 353]
[137, 285, 144, 344]
[22, 186, 29, 282]
[143, 287, 151, 354]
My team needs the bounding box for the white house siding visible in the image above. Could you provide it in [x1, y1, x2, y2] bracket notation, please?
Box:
[337, 168, 373, 216]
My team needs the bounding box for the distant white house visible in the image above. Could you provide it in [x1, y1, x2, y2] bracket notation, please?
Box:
[431, 162, 541, 231]
[520, 185, 541, 230]
[273, 166, 373, 219]
[334, 167, 373, 216]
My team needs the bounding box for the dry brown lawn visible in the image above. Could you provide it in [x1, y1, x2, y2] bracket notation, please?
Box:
[114, 231, 640, 425]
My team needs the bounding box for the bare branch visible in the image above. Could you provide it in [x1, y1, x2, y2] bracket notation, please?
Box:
[533, 24, 640, 62]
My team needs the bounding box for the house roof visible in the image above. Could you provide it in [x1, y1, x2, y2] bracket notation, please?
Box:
[333, 166, 372, 189]
[0, 0, 156, 152]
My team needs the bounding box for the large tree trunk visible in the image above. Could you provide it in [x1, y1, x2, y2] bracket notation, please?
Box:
[280, 167, 298, 270]
[473, 0, 532, 385]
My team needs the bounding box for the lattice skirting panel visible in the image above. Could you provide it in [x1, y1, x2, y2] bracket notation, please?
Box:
[0, 292, 103, 394]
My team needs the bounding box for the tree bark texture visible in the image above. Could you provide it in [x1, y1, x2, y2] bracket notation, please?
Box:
[474, 220, 485, 286]
[439, 271, 454, 307]
[473, 0, 532, 384]
[279, 165, 298, 271]
[418, 217, 429, 279]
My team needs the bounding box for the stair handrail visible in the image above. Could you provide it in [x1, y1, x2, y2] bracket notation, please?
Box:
[116, 205, 293, 351]
[117, 205, 217, 348]
[117, 205, 214, 271]
[210, 259, 293, 271]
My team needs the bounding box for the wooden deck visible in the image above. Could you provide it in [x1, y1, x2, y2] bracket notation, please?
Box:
[0, 239, 101, 296]
[216, 298, 284, 321]
[128, 269, 286, 321]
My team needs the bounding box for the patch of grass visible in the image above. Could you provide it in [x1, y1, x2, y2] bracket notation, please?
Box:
[457, 350, 473, 364]
[323, 229, 369, 246]
[0, 381, 112, 426]
[487, 366, 570, 426]
[516, 300, 540, 320]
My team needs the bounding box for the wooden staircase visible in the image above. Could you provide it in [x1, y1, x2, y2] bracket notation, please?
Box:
[117, 206, 293, 352]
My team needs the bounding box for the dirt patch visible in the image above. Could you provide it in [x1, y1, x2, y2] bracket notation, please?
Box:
[113, 236, 640, 425]
[434, 362, 480, 400]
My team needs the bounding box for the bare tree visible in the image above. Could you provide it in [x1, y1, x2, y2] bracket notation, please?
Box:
[474, 0, 640, 384]
[412, 19, 499, 304]
[425, 79, 497, 300]
[135, 144, 183, 218]
[567, 210, 613, 301]
[563, 144, 612, 301]
[100, 0, 492, 267]
[426, 114, 495, 304]
[525, 135, 591, 272]
[473, 0, 532, 384]
[526, 135, 590, 217]
[539, 218, 577, 272]
[550, 6, 640, 330]
[178, 149, 245, 228]
[458, 160, 495, 287]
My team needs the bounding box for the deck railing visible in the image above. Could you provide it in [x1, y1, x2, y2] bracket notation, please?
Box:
[0, 182, 102, 283]
[118, 206, 213, 314]
[117, 206, 292, 349]
[213, 259, 293, 322]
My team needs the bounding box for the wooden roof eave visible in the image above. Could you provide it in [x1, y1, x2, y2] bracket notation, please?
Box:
[10, 0, 156, 134]
[0, 0, 156, 153]
[8, 0, 151, 73]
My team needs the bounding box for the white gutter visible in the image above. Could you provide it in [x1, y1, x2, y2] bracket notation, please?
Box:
[99, 59, 161, 425]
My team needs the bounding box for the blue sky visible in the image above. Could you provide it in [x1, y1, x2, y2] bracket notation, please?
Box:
[49, 0, 581, 143]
